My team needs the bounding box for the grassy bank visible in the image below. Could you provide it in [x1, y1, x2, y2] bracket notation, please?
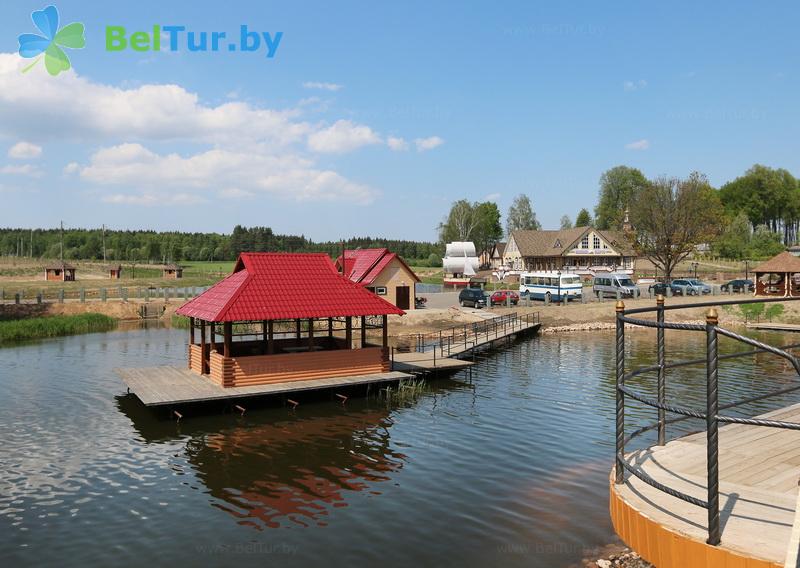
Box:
[0, 313, 118, 345]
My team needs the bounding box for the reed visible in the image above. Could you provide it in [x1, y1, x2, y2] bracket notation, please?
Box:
[0, 313, 117, 345]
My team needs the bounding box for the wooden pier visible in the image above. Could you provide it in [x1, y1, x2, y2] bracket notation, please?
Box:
[611, 403, 800, 567]
[117, 366, 413, 406]
[118, 313, 540, 408]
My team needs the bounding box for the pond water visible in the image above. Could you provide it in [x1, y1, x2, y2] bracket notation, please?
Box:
[1, 326, 798, 567]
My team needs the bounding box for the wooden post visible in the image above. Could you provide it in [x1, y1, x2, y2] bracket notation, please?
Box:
[382, 314, 388, 349]
[328, 317, 334, 337]
[296, 319, 302, 339]
[345, 316, 352, 349]
[200, 320, 208, 374]
[262, 320, 269, 353]
[189, 317, 195, 345]
[209, 323, 217, 353]
[361, 316, 367, 348]
[223, 321, 232, 358]
[268, 320, 275, 354]
[308, 318, 314, 350]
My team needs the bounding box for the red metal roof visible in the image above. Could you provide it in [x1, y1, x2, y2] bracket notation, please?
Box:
[176, 253, 404, 322]
[335, 248, 421, 286]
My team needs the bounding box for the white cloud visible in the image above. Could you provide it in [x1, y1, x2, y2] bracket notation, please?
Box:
[78, 143, 378, 205]
[484, 192, 501, 202]
[307, 120, 381, 153]
[623, 79, 647, 91]
[8, 141, 42, 159]
[219, 188, 255, 199]
[387, 136, 409, 151]
[625, 139, 650, 150]
[102, 193, 206, 206]
[0, 164, 41, 176]
[415, 136, 444, 152]
[63, 162, 80, 175]
[302, 81, 343, 92]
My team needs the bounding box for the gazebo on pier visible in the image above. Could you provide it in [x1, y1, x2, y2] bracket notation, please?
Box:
[175, 253, 404, 388]
[753, 251, 800, 297]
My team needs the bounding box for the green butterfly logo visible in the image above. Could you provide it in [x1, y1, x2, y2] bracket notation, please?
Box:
[18, 5, 85, 76]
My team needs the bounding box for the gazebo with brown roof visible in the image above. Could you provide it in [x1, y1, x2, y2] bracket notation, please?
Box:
[44, 261, 76, 281]
[175, 253, 404, 388]
[752, 251, 800, 297]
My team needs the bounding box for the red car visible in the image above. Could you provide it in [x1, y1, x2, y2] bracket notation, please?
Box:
[490, 290, 519, 306]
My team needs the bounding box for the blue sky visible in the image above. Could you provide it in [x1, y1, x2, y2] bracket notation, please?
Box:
[0, 1, 798, 241]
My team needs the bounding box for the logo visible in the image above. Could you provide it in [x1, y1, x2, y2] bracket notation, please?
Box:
[105, 25, 283, 58]
[18, 5, 85, 76]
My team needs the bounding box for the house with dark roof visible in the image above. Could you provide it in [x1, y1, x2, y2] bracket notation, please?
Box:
[753, 251, 800, 297]
[335, 248, 421, 310]
[175, 253, 403, 387]
[108, 264, 122, 279]
[44, 261, 76, 281]
[478, 242, 506, 270]
[163, 264, 183, 279]
[503, 228, 638, 275]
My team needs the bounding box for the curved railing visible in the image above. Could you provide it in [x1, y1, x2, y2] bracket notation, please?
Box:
[614, 296, 800, 545]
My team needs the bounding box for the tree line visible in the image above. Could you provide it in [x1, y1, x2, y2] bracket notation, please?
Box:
[0, 225, 444, 266]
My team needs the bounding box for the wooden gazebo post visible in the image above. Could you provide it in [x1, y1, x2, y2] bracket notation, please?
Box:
[262, 320, 269, 353]
[328, 317, 333, 337]
[189, 317, 195, 344]
[223, 321, 232, 358]
[200, 320, 208, 375]
[345, 316, 352, 349]
[308, 318, 314, 350]
[382, 314, 388, 349]
[361, 316, 367, 348]
[296, 319, 302, 340]
[268, 320, 275, 354]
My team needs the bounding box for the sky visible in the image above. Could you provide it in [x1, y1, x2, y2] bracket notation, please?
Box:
[0, 1, 798, 242]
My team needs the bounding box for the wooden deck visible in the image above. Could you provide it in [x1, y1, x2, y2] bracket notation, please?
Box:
[748, 322, 800, 333]
[117, 366, 413, 406]
[611, 403, 800, 567]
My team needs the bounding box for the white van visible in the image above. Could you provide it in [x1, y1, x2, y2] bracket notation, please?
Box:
[592, 273, 637, 298]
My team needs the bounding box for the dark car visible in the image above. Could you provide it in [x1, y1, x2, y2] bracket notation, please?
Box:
[459, 287, 487, 308]
[721, 279, 753, 293]
[670, 278, 712, 296]
[490, 289, 519, 306]
[649, 282, 669, 296]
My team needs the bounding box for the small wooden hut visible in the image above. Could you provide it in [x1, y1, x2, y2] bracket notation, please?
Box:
[108, 264, 122, 279]
[163, 264, 183, 279]
[44, 262, 76, 282]
[175, 253, 404, 388]
[753, 251, 800, 297]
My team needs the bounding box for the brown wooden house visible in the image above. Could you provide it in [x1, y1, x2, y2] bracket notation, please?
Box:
[163, 264, 183, 279]
[44, 262, 76, 281]
[335, 248, 421, 310]
[108, 264, 122, 279]
[175, 253, 404, 388]
[753, 251, 800, 297]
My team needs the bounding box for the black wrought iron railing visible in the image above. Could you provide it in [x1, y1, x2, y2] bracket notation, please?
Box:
[615, 296, 800, 545]
[393, 312, 540, 355]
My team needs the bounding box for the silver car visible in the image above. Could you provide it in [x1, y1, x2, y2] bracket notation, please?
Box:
[592, 274, 637, 298]
[670, 278, 711, 295]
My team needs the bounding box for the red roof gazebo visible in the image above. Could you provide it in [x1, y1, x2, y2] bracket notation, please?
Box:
[176, 253, 404, 388]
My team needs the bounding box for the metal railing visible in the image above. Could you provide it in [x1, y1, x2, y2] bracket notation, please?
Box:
[615, 295, 800, 545]
[393, 311, 540, 356]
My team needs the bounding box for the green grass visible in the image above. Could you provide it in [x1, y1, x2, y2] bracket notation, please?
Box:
[0, 313, 118, 345]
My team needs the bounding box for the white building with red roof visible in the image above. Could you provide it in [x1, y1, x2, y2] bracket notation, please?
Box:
[176, 252, 404, 388]
[335, 248, 421, 310]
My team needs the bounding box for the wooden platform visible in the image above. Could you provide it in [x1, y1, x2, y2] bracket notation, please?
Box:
[611, 403, 800, 567]
[748, 322, 800, 333]
[116, 366, 413, 406]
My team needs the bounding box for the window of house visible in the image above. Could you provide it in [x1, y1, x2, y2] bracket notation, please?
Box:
[375, 287, 388, 295]
[581, 235, 589, 248]
[554, 239, 562, 248]
[593, 235, 601, 249]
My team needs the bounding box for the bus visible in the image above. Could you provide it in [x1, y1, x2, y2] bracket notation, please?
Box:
[519, 271, 583, 301]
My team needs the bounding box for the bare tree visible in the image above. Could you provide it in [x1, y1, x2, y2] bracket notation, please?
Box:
[629, 173, 722, 281]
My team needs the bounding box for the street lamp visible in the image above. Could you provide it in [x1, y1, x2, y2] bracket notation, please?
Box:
[691, 262, 698, 279]
[745, 259, 750, 280]
[557, 269, 562, 304]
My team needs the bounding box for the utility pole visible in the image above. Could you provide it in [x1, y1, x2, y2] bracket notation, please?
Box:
[102, 224, 106, 263]
[30, 229, 33, 258]
[60, 221, 64, 262]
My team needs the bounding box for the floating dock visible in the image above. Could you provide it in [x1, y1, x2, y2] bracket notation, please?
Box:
[118, 315, 540, 408]
[611, 402, 800, 567]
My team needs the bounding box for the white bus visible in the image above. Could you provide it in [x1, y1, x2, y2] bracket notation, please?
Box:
[519, 271, 583, 301]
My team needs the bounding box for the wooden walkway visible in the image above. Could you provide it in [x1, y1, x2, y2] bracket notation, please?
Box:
[612, 403, 800, 567]
[117, 366, 412, 406]
[748, 322, 800, 333]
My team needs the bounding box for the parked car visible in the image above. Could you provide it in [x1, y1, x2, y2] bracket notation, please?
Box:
[459, 287, 487, 308]
[648, 281, 669, 296]
[670, 278, 712, 296]
[593, 273, 638, 298]
[720, 279, 753, 293]
[490, 289, 519, 306]
[415, 296, 427, 308]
